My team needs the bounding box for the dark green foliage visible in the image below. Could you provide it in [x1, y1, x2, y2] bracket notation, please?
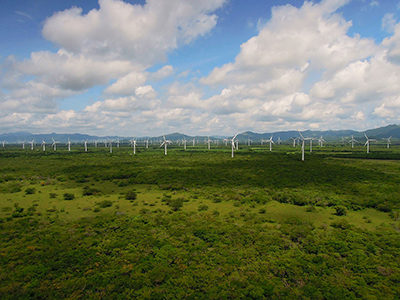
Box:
[335, 205, 348, 216]
[63, 193, 75, 200]
[49, 193, 57, 198]
[97, 200, 113, 208]
[166, 198, 184, 211]
[24, 187, 36, 195]
[82, 186, 101, 196]
[125, 190, 137, 200]
[198, 204, 208, 211]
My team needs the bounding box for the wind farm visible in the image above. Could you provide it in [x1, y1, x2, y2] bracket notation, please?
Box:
[1, 125, 400, 299]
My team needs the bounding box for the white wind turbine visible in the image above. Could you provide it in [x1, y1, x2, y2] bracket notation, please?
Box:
[41, 140, 46, 151]
[1, 140, 5, 148]
[95, 140, 98, 148]
[66, 139, 71, 151]
[116, 139, 120, 148]
[223, 138, 229, 146]
[247, 137, 252, 146]
[267, 135, 275, 151]
[349, 135, 357, 149]
[182, 137, 187, 150]
[318, 135, 325, 147]
[298, 131, 312, 161]
[84, 140, 88, 152]
[277, 137, 282, 145]
[385, 136, 392, 149]
[22, 141, 25, 149]
[230, 133, 239, 157]
[130, 137, 137, 155]
[107, 138, 113, 153]
[309, 137, 316, 153]
[205, 136, 212, 150]
[160, 134, 172, 155]
[29, 140, 35, 150]
[192, 138, 196, 147]
[364, 134, 376, 153]
[291, 137, 297, 147]
[146, 138, 149, 149]
[51, 138, 59, 151]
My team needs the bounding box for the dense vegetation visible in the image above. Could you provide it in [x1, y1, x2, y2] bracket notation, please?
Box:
[1, 144, 400, 298]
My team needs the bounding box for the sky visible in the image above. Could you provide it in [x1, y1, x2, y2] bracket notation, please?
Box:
[1, 0, 400, 136]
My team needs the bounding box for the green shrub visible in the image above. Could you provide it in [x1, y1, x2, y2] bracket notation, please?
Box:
[49, 193, 58, 199]
[125, 190, 137, 200]
[25, 187, 36, 195]
[97, 200, 113, 208]
[82, 186, 101, 196]
[335, 205, 347, 216]
[63, 193, 75, 200]
[259, 208, 266, 214]
[212, 210, 220, 216]
[198, 204, 209, 211]
[93, 207, 101, 213]
[167, 198, 184, 211]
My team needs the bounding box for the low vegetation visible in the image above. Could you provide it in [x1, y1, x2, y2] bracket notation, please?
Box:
[0, 144, 400, 298]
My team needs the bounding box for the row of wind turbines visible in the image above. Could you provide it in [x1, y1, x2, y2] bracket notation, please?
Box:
[1, 132, 395, 160]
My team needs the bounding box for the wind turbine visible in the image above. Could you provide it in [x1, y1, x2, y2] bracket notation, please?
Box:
[66, 139, 71, 151]
[95, 140, 98, 148]
[107, 138, 113, 153]
[267, 135, 275, 151]
[130, 137, 137, 155]
[291, 137, 297, 147]
[1, 140, 5, 148]
[309, 137, 315, 153]
[29, 140, 35, 150]
[51, 138, 59, 151]
[22, 141, 25, 149]
[192, 138, 196, 147]
[223, 138, 229, 146]
[230, 133, 239, 157]
[41, 140, 46, 151]
[277, 137, 282, 145]
[364, 134, 376, 153]
[247, 137, 252, 146]
[298, 131, 312, 161]
[146, 138, 149, 149]
[349, 135, 357, 149]
[84, 140, 88, 152]
[385, 136, 392, 149]
[160, 134, 172, 155]
[116, 139, 120, 148]
[182, 137, 187, 150]
[318, 135, 325, 147]
[205, 136, 212, 150]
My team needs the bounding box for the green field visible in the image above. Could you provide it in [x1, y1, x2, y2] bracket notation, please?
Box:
[1, 144, 400, 299]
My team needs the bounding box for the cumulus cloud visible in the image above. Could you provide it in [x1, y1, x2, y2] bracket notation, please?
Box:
[42, 0, 226, 64]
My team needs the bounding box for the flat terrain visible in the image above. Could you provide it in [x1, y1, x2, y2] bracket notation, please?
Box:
[1, 144, 400, 299]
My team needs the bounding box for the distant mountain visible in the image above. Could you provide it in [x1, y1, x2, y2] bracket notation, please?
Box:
[0, 124, 399, 144]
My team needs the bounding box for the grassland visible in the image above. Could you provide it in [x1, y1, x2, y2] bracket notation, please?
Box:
[1, 143, 400, 299]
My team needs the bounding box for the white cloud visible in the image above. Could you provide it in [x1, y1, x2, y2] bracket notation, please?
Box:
[382, 13, 396, 33]
[42, 0, 226, 64]
[151, 65, 174, 81]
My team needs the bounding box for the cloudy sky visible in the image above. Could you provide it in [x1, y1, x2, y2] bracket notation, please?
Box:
[1, 0, 400, 136]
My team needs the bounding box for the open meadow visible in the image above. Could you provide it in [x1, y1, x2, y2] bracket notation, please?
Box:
[1, 143, 400, 299]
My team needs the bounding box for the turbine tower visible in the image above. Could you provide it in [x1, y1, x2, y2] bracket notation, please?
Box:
[298, 131, 312, 161]
[29, 140, 35, 150]
[130, 137, 137, 155]
[267, 135, 274, 151]
[364, 134, 376, 153]
[84, 140, 88, 152]
[160, 134, 172, 155]
[41, 140, 46, 151]
[385, 136, 392, 149]
[349, 135, 357, 149]
[230, 133, 239, 158]
[318, 135, 325, 147]
[67, 139, 71, 151]
[205, 136, 212, 150]
[51, 138, 59, 151]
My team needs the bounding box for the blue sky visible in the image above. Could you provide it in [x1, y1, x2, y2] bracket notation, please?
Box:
[1, 0, 400, 136]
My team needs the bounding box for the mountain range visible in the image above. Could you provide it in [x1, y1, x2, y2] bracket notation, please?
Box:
[0, 124, 399, 144]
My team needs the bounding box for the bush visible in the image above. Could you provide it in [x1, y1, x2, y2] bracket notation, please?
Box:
[49, 193, 58, 199]
[259, 208, 266, 214]
[97, 200, 113, 208]
[167, 198, 184, 211]
[335, 205, 347, 216]
[63, 193, 75, 200]
[125, 190, 137, 200]
[93, 207, 101, 213]
[82, 186, 101, 196]
[198, 204, 209, 211]
[25, 187, 36, 195]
